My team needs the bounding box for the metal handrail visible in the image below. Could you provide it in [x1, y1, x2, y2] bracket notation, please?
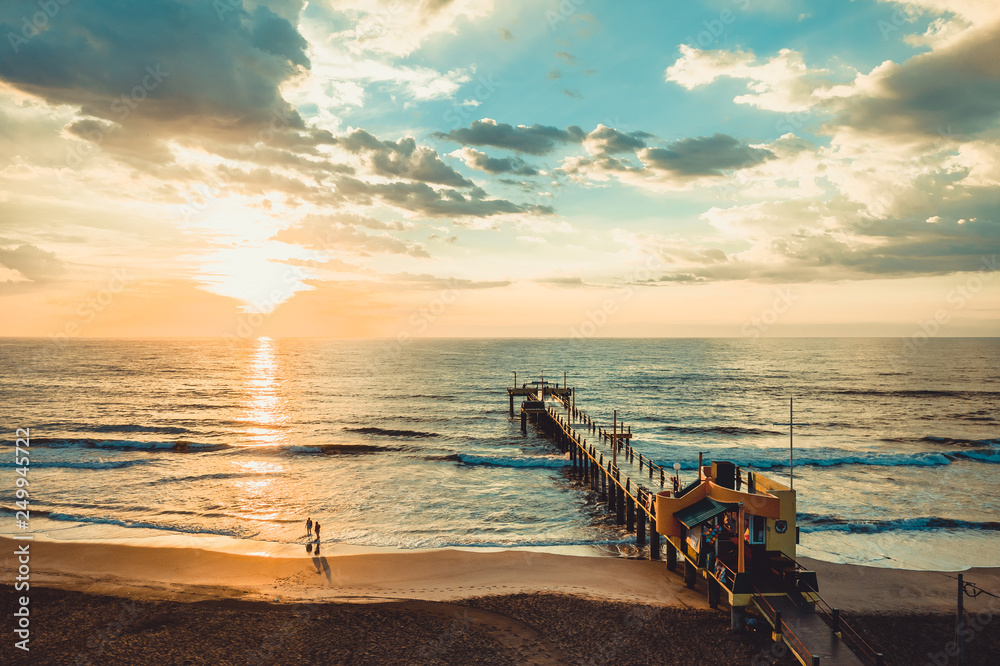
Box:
[753, 590, 812, 664]
[813, 594, 885, 665]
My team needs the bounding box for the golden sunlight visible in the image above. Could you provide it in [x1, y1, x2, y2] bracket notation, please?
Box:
[237, 336, 292, 447]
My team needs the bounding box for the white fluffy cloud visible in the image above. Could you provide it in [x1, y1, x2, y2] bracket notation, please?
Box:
[665, 45, 827, 112]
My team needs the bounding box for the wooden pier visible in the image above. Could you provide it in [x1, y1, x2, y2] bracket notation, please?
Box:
[507, 375, 887, 666]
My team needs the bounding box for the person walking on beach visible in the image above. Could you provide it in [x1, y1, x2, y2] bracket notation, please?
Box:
[314, 521, 321, 541]
[306, 517, 312, 535]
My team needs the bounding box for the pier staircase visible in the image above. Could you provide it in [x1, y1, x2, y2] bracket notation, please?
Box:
[753, 590, 882, 666]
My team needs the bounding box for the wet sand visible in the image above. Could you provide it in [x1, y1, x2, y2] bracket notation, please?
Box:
[3, 537, 998, 664]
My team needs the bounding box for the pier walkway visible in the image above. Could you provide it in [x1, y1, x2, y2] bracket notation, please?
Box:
[507, 377, 886, 666]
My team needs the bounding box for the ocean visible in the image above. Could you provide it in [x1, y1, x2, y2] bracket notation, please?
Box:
[2, 337, 997, 571]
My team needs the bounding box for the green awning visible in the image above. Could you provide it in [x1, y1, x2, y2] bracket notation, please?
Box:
[674, 497, 735, 529]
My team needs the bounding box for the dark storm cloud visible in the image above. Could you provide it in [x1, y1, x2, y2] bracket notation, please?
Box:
[336, 129, 473, 187]
[434, 119, 585, 155]
[642, 133, 774, 176]
[0, 0, 309, 126]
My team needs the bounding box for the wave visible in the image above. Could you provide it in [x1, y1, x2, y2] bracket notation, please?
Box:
[0, 459, 151, 470]
[752, 451, 952, 469]
[429, 538, 632, 549]
[285, 444, 404, 455]
[954, 449, 1000, 464]
[344, 427, 440, 438]
[424, 453, 462, 462]
[799, 514, 1000, 534]
[88, 424, 190, 435]
[922, 436, 1000, 448]
[159, 472, 265, 483]
[829, 388, 1000, 399]
[649, 448, 953, 470]
[662, 425, 784, 437]
[11, 510, 257, 539]
[458, 453, 570, 469]
[26, 438, 228, 452]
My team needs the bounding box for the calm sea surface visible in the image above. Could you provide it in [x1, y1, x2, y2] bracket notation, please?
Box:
[2, 338, 997, 570]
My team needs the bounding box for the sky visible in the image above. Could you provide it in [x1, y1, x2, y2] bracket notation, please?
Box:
[0, 0, 998, 338]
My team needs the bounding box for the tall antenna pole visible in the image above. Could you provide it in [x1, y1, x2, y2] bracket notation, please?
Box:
[774, 397, 809, 491]
[790, 397, 794, 489]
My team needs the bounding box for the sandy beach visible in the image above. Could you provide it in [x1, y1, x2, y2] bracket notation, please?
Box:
[4, 536, 1000, 664]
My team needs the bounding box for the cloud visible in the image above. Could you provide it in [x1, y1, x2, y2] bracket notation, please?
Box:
[583, 124, 652, 156]
[0, 244, 66, 281]
[689, 198, 1000, 281]
[328, 176, 554, 217]
[323, 0, 495, 57]
[336, 129, 473, 187]
[433, 118, 585, 155]
[0, 0, 309, 127]
[450, 147, 539, 175]
[819, 19, 1000, 141]
[555, 51, 577, 65]
[665, 45, 826, 112]
[641, 134, 775, 177]
[533, 276, 586, 287]
[272, 214, 430, 258]
[388, 272, 510, 289]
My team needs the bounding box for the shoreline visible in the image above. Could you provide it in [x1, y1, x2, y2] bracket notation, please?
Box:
[5, 535, 1000, 613]
[5, 536, 1000, 664]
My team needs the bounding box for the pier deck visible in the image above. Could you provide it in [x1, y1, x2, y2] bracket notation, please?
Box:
[754, 594, 865, 666]
[506, 375, 885, 666]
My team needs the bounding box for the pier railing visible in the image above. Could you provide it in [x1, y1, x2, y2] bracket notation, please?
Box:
[512, 380, 889, 665]
[753, 591, 814, 665]
[782, 558, 887, 665]
[813, 595, 885, 665]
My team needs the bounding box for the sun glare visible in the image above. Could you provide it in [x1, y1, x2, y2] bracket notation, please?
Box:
[238, 336, 292, 447]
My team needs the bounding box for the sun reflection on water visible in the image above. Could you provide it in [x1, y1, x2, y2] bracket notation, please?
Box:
[238, 336, 291, 447]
